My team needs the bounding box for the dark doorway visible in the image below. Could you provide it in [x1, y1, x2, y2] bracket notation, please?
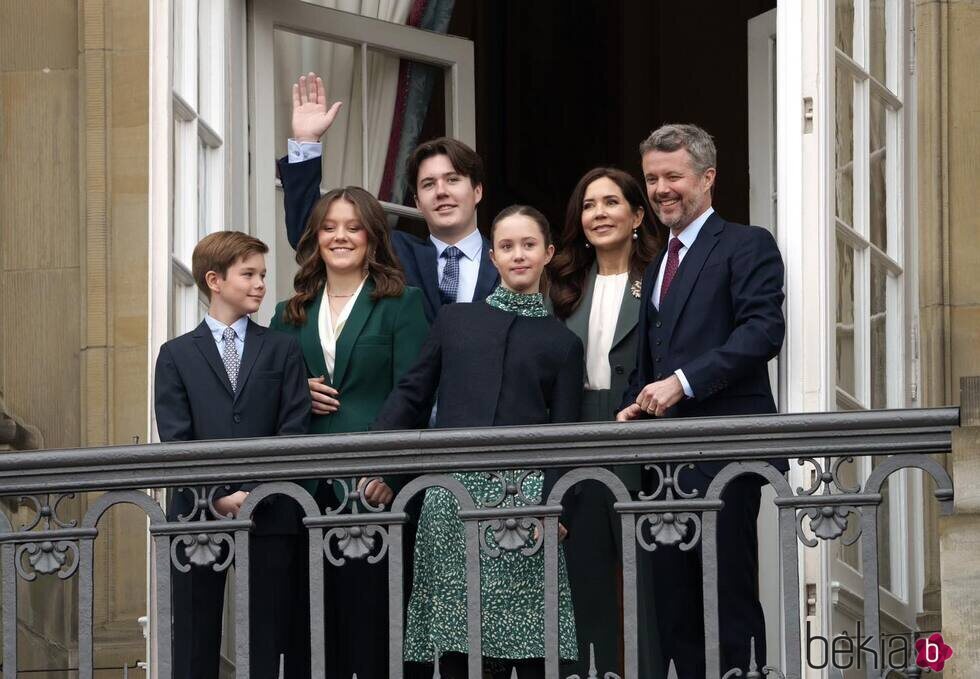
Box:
[425, 0, 778, 236]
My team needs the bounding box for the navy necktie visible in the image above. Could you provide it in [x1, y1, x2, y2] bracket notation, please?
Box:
[439, 246, 463, 305]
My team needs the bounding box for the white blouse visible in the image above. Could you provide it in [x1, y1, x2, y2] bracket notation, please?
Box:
[317, 277, 367, 380]
[585, 272, 628, 390]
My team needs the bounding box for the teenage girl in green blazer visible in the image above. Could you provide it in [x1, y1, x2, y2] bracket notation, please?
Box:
[270, 185, 428, 679]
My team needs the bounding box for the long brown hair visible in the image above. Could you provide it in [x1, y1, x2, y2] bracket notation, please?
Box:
[282, 187, 406, 325]
[549, 167, 665, 319]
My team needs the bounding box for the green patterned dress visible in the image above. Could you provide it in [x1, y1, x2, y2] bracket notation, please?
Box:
[404, 470, 578, 664]
[403, 288, 578, 664]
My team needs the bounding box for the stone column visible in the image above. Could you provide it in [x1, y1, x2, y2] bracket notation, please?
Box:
[938, 377, 980, 678]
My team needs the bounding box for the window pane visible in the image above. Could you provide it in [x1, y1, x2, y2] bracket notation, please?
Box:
[835, 0, 855, 58]
[197, 0, 217, 126]
[198, 139, 208, 239]
[872, 456, 892, 591]
[869, 0, 887, 85]
[173, 119, 197, 264]
[366, 48, 446, 205]
[836, 236, 856, 398]
[835, 65, 855, 228]
[869, 95, 888, 253]
[870, 256, 888, 409]
[834, 455, 862, 571]
[273, 32, 450, 203]
[274, 30, 365, 190]
[172, 0, 198, 105]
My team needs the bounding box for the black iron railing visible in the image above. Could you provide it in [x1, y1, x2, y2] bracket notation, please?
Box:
[0, 408, 958, 679]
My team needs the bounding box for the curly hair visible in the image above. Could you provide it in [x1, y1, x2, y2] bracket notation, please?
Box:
[282, 187, 406, 326]
[548, 167, 665, 320]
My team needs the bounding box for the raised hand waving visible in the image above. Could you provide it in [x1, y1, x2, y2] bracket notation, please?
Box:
[291, 71, 343, 142]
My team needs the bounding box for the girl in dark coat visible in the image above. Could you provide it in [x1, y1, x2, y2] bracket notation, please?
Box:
[375, 205, 584, 679]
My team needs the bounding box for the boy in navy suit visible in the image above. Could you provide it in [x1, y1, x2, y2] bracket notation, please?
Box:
[154, 231, 311, 679]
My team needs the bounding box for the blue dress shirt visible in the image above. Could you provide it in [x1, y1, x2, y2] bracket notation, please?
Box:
[204, 314, 248, 361]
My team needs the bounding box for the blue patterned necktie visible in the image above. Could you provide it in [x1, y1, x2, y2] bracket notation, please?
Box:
[221, 327, 241, 391]
[438, 246, 463, 305]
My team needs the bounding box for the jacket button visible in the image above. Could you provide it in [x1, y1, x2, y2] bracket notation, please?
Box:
[655, 356, 662, 363]
[656, 338, 662, 346]
[655, 321, 663, 328]
[615, 366, 624, 375]
[233, 414, 241, 423]
[655, 373, 663, 380]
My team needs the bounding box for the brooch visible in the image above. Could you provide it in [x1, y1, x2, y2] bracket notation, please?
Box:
[630, 280, 642, 299]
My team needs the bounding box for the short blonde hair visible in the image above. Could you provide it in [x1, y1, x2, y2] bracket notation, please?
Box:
[192, 231, 268, 299]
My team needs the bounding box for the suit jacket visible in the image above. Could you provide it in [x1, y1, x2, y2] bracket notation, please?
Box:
[563, 265, 644, 489]
[622, 212, 787, 478]
[277, 155, 499, 321]
[154, 318, 311, 534]
[269, 282, 429, 435]
[373, 302, 583, 501]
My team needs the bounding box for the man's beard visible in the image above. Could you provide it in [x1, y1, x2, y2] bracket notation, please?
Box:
[654, 195, 700, 231]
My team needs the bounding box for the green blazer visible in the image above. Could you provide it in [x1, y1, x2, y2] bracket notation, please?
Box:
[270, 281, 429, 436]
[563, 265, 644, 489]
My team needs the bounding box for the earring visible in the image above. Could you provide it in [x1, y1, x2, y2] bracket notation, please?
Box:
[632, 229, 639, 240]
[584, 242, 591, 249]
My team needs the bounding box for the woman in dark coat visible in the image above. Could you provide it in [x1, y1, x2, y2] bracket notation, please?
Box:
[270, 186, 428, 679]
[549, 167, 666, 678]
[374, 205, 583, 679]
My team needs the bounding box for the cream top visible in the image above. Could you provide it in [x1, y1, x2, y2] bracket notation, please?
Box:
[585, 272, 628, 390]
[317, 277, 367, 380]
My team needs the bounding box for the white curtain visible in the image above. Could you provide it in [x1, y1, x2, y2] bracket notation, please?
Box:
[274, 0, 415, 194]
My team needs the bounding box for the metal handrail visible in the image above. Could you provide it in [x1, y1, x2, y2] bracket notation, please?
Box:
[0, 408, 958, 495]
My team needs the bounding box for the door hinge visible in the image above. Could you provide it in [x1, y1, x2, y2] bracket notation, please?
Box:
[806, 582, 817, 616]
[803, 97, 814, 134]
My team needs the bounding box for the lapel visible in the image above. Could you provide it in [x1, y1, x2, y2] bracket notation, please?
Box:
[234, 319, 266, 402]
[191, 320, 235, 397]
[611, 271, 641, 350]
[299, 289, 329, 382]
[473, 234, 500, 301]
[564, 264, 597, 353]
[656, 213, 725, 341]
[646, 247, 667, 316]
[332, 278, 377, 387]
[412, 238, 441, 315]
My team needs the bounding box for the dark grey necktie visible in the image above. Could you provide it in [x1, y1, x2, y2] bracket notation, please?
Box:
[221, 327, 241, 391]
[438, 246, 463, 305]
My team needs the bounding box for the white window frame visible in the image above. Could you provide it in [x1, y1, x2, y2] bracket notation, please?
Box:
[149, 0, 249, 436]
[779, 1, 921, 673]
[248, 0, 476, 321]
[828, 0, 919, 630]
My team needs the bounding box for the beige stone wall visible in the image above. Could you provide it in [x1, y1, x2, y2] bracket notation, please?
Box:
[940, 380, 980, 679]
[0, 0, 150, 674]
[917, 2, 980, 404]
[918, 0, 980, 670]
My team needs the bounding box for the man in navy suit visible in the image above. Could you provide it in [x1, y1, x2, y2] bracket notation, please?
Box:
[617, 124, 786, 678]
[155, 231, 312, 679]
